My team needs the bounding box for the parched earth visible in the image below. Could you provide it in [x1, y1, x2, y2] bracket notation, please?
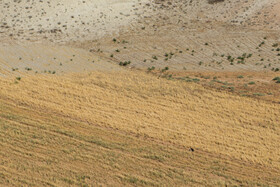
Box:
[1, 0, 280, 186]
[1, 0, 279, 73]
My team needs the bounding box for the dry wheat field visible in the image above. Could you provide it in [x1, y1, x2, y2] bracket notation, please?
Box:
[1, 0, 280, 186]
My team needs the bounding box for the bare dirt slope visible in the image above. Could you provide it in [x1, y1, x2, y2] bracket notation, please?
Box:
[0, 0, 149, 42]
[1, 0, 280, 73]
[0, 0, 149, 74]
[82, 0, 280, 71]
[0, 42, 123, 76]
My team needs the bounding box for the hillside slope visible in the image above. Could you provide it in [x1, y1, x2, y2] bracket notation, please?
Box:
[1, 0, 280, 186]
[0, 71, 280, 186]
[76, 0, 280, 72]
[0, 42, 123, 76]
[0, 0, 149, 42]
[1, 0, 280, 73]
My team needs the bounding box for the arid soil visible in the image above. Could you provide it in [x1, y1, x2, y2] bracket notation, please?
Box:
[1, 0, 280, 186]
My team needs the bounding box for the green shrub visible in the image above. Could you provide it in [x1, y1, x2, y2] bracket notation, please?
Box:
[152, 56, 158, 60]
[253, 93, 265, 96]
[119, 61, 131, 66]
[25, 67, 32, 71]
[161, 67, 169, 72]
[147, 66, 155, 71]
[208, 0, 224, 4]
[273, 77, 280, 83]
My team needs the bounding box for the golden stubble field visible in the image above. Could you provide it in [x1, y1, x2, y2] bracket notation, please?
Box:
[0, 71, 279, 186]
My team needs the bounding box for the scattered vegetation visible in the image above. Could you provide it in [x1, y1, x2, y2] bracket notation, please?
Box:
[147, 66, 155, 71]
[273, 77, 280, 83]
[208, 0, 224, 4]
[119, 61, 131, 66]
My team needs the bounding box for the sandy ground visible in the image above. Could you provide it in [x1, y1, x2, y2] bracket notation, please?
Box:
[0, 0, 150, 43]
[0, 41, 123, 76]
[0, 0, 280, 73]
[0, 0, 150, 75]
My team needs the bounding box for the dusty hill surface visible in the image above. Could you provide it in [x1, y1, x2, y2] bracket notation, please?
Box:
[1, 0, 280, 73]
[0, 42, 123, 76]
[79, 0, 280, 72]
[0, 0, 149, 43]
[0, 71, 280, 186]
[1, 0, 280, 186]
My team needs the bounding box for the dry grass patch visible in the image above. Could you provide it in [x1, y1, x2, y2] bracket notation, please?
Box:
[0, 71, 280, 186]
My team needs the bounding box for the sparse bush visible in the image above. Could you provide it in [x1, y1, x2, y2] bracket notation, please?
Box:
[208, 0, 224, 4]
[272, 77, 280, 83]
[259, 41, 265, 47]
[119, 61, 131, 66]
[161, 67, 169, 72]
[253, 93, 265, 96]
[147, 66, 155, 71]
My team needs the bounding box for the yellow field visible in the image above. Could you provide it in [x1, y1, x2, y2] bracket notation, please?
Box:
[0, 71, 279, 186]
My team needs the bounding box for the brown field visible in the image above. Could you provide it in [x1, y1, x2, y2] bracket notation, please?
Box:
[1, 0, 280, 186]
[1, 71, 280, 186]
[152, 71, 280, 103]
